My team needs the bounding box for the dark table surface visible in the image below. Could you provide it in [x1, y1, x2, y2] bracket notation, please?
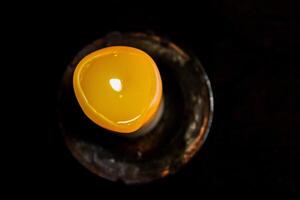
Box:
[13, 0, 299, 194]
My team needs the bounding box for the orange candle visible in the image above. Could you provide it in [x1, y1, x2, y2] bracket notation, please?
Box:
[73, 46, 162, 134]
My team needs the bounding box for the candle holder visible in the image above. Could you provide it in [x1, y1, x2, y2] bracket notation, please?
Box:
[57, 32, 213, 184]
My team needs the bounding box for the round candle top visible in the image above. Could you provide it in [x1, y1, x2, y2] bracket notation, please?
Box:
[73, 46, 162, 134]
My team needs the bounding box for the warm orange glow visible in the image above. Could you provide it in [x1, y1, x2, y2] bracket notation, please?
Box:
[73, 46, 162, 134]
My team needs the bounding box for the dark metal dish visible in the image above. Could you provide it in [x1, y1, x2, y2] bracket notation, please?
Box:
[57, 32, 213, 184]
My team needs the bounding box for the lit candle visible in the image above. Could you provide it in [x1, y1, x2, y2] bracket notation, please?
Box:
[73, 46, 162, 134]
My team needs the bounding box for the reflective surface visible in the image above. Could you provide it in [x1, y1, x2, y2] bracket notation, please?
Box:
[73, 46, 162, 133]
[58, 32, 213, 184]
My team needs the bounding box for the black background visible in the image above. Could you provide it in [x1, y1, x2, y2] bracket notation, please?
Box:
[12, 0, 299, 194]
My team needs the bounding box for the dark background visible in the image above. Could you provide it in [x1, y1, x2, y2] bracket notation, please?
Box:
[12, 0, 299, 194]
